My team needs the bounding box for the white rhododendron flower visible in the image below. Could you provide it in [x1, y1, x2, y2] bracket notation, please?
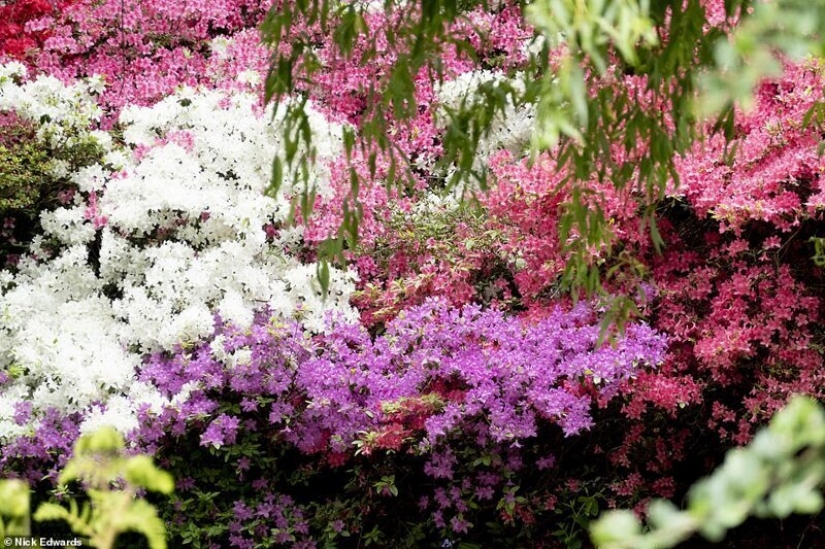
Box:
[0, 71, 103, 142]
[0, 69, 357, 439]
[435, 70, 535, 163]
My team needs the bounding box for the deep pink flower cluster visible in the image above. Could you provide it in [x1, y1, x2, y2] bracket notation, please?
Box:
[676, 61, 825, 232]
[2, 0, 269, 113]
[0, 0, 74, 59]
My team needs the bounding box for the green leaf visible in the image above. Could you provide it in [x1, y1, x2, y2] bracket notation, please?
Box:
[270, 156, 284, 197]
[0, 480, 29, 519]
[33, 502, 72, 523]
[589, 510, 641, 545]
[125, 455, 175, 494]
[317, 258, 330, 296]
[75, 426, 124, 455]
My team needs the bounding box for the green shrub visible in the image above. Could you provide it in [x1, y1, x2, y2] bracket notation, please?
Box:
[0, 119, 104, 268]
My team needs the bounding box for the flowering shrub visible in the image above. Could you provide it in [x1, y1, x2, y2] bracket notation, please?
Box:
[1, 0, 269, 112]
[124, 298, 664, 547]
[0, 299, 666, 546]
[616, 62, 825, 472]
[1, 0, 825, 546]
[314, 51, 825, 521]
[419, 59, 825, 513]
[0, 64, 107, 269]
[351, 194, 521, 327]
[0, 0, 74, 60]
[676, 60, 825, 232]
[0, 64, 356, 441]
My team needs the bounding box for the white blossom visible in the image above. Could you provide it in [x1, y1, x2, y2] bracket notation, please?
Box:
[0, 68, 358, 440]
[435, 70, 536, 171]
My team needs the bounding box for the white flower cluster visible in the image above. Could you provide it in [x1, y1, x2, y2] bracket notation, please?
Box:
[410, 192, 461, 217]
[0, 62, 104, 149]
[0, 68, 357, 438]
[435, 70, 536, 165]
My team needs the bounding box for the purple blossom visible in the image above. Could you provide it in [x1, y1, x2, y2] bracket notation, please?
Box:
[536, 454, 556, 470]
[1, 297, 668, 547]
[13, 401, 32, 426]
[200, 414, 241, 448]
[232, 500, 254, 521]
[125, 298, 665, 462]
[177, 477, 195, 491]
[450, 516, 470, 534]
[424, 449, 457, 480]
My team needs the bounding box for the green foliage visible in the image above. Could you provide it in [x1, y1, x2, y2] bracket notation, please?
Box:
[0, 121, 102, 213]
[0, 479, 31, 537]
[8, 428, 175, 549]
[0, 140, 49, 212]
[590, 396, 825, 549]
[374, 475, 399, 497]
[700, 0, 825, 115]
[527, 0, 658, 145]
[0, 119, 105, 266]
[552, 483, 605, 549]
[812, 236, 825, 267]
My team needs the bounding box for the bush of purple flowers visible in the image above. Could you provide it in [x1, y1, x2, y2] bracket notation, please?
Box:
[2, 298, 666, 547]
[139, 298, 665, 547]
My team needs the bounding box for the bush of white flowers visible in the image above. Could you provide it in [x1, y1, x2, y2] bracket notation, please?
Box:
[0, 65, 357, 439]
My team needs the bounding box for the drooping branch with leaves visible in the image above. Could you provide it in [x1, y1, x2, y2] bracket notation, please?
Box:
[261, 0, 825, 323]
